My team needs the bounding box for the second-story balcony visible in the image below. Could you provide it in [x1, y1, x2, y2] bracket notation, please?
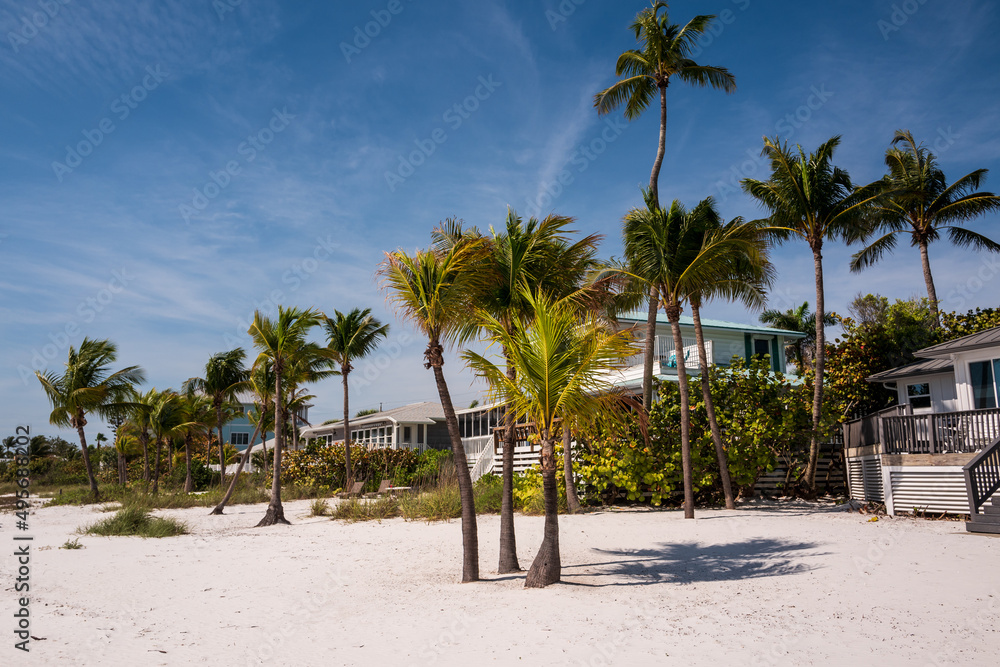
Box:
[606, 335, 712, 384]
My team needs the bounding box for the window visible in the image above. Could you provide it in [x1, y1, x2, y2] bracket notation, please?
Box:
[403, 426, 412, 443]
[754, 338, 771, 357]
[970, 360, 999, 409]
[231, 432, 250, 446]
[907, 383, 932, 410]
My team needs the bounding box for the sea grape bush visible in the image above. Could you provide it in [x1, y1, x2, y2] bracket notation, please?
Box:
[577, 356, 822, 504]
[282, 443, 420, 491]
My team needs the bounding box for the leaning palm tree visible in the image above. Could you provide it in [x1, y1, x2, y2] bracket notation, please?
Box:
[685, 214, 774, 510]
[596, 0, 736, 412]
[851, 130, 1000, 324]
[742, 136, 879, 491]
[464, 292, 636, 587]
[379, 241, 487, 583]
[184, 349, 250, 487]
[760, 302, 837, 370]
[624, 192, 760, 517]
[248, 306, 323, 526]
[35, 338, 145, 500]
[211, 361, 274, 515]
[322, 308, 388, 486]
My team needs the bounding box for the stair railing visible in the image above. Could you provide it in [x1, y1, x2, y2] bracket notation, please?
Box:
[963, 435, 1000, 516]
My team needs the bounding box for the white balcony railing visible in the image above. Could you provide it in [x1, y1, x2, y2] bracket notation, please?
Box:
[620, 336, 711, 372]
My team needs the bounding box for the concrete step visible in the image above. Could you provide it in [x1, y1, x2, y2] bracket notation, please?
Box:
[966, 520, 1000, 535]
[983, 503, 1000, 516]
[969, 512, 1000, 525]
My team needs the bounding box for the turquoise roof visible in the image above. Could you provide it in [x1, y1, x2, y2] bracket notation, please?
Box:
[618, 311, 807, 338]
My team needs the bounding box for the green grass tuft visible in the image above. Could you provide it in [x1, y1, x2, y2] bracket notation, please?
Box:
[61, 538, 84, 549]
[331, 496, 399, 522]
[310, 498, 331, 517]
[81, 504, 188, 538]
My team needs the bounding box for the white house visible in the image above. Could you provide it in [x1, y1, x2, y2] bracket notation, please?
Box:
[847, 326, 1000, 533]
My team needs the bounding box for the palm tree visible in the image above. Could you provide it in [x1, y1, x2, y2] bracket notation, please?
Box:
[760, 302, 837, 370]
[439, 211, 603, 573]
[464, 292, 636, 587]
[742, 136, 879, 491]
[248, 306, 323, 526]
[851, 130, 1000, 324]
[595, 0, 736, 413]
[684, 213, 773, 510]
[35, 338, 145, 500]
[322, 308, 388, 484]
[122, 387, 157, 484]
[211, 361, 275, 515]
[184, 349, 250, 487]
[148, 389, 182, 495]
[379, 241, 486, 583]
[177, 390, 213, 493]
[624, 193, 761, 517]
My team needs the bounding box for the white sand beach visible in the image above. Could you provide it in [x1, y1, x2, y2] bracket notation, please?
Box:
[9, 499, 1000, 666]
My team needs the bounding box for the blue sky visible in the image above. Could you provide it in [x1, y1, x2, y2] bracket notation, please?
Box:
[2, 0, 999, 440]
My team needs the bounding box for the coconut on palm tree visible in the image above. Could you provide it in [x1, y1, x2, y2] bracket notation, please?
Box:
[322, 308, 388, 486]
[742, 136, 880, 491]
[248, 306, 323, 527]
[595, 0, 736, 413]
[379, 241, 487, 583]
[464, 291, 635, 587]
[35, 338, 145, 500]
[850, 130, 1000, 324]
[759, 302, 837, 371]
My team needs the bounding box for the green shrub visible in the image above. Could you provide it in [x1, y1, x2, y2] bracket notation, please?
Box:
[81, 504, 187, 538]
[166, 458, 215, 491]
[473, 473, 503, 514]
[399, 485, 462, 522]
[283, 445, 419, 491]
[310, 498, 331, 517]
[61, 538, 84, 549]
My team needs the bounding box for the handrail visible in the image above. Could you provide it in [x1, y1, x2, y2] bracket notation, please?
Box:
[469, 445, 495, 482]
[882, 407, 1000, 454]
[963, 435, 1000, 516]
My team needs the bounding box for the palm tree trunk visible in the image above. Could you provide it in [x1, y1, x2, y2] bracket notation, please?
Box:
[498, 354, 521, 573]
[216, 407, 226, 487]
[805, 247, 826, 492]
[211, 421, 263, 515]
[119, 450, 126, 485]
[650, 85, 667, 204]
[691, 302, 736, 510]
[152, 437, 163, 495]
[563, 424, 582, 513]
[184, 435, 193, 493]
[258, 362, 289, 526]
[525, 431, 560, 588]
[141, 434, 150, 483]
[74, 417, 99, 501]
[666, 302, 695, 519]
[429, 341, 479, 582]
[343, 371, 353, 487]
[919, 238, 940, 326]
[641, 287, 659, 412]
[641, 85, 668, 414]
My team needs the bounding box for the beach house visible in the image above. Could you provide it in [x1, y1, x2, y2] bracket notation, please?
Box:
[843, 327, 1000, 533]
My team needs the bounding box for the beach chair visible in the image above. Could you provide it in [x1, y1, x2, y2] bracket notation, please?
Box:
[364, 480, 392, 499]
[336, 481, 365, 499]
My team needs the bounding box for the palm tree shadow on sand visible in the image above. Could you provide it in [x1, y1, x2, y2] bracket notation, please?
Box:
[562, 538, 823, 587]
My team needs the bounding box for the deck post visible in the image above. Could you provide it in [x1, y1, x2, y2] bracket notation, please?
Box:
[928, 414, 937, 454]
